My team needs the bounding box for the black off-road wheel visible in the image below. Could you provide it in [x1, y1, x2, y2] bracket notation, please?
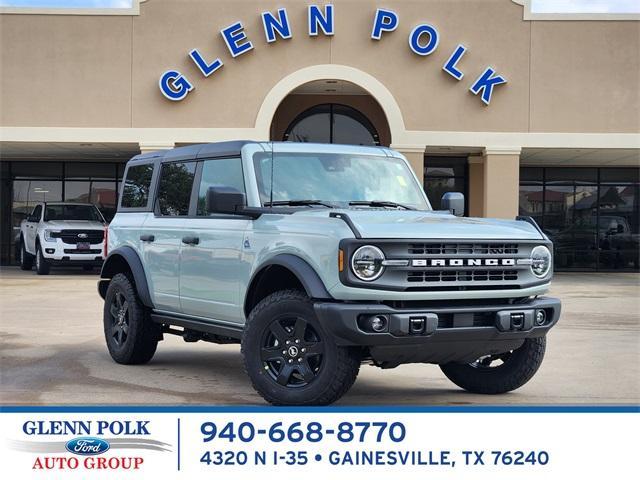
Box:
[103, 273, 160, 365]
[35, 244, 50, 275]
[19, 241, 33, 271]
[242, 290, 360, 406]
[440, 337, 546, 394]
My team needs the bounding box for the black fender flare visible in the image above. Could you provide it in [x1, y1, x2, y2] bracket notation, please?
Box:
[244, 254, 332, 314]
[98, 246, 154, 308]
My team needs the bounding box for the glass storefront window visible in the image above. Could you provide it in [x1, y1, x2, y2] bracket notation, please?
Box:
[64, 181, 91, 203]
[424, 177, 466, 211]
[518, 185, 544, 225]
[65, 162, 117, 180]
[600, 168, 640, 184]
[11, 179, 63, 254]
[2, 160, 124, 264]
[91, 181, 118, 222]
[550, 186, 598, 270]
[545, 167, 597, 184]
[520, 167, 543, 183]
[424, 157, 468, 212]
[598, 185, 639, 270]
[283, 104, 380, 146]
[11, 162, 63, 179]
[520, 167, 639, 271]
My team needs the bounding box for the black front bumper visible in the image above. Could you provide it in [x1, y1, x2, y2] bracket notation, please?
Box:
[47, 258, 104, 267]
[314, 297, 561, 367]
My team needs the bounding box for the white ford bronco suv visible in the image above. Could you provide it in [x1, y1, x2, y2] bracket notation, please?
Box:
[98, 141, 560, 405]
[20, 202, 107, 275]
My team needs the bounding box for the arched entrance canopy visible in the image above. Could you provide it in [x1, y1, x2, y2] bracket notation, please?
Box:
[254, 64, 406, 144]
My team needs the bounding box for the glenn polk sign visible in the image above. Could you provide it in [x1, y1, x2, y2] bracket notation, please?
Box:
[159, 5, 507, 106]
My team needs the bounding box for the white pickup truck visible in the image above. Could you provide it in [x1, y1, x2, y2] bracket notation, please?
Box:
[19, 202, 107, 275]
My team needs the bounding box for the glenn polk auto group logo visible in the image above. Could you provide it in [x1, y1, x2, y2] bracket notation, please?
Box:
[7, 419, 172, 471]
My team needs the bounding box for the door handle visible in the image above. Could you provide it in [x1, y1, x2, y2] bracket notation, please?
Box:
[182, 236, 199, 245]
[139, 234, 155, 242]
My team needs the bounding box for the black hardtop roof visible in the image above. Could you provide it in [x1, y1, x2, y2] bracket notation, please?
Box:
[128, 140, 259, 164]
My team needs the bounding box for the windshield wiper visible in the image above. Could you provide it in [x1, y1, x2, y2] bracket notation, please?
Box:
[348, 200, 415, 210]
[264, 199, 336, 208]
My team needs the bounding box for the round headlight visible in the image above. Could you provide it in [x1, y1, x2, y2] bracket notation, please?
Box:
[530, 245, 552, 278]
[351, 245, 385, 281]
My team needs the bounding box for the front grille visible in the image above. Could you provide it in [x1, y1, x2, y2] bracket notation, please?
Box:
[408, 243, 519, 255]
[59, 230, 104, 245]
[64, 249, 102, 254]
[367, 240, 538, 291]
[407, 270, 519, 283]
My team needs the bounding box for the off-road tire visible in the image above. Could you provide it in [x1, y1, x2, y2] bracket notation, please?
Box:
[35, 244, 50, 275]
[242, 289, 360, 406]
[440, 337, 546, 394]
[19, 241, 33, 271]
[103, 273, 159, 365]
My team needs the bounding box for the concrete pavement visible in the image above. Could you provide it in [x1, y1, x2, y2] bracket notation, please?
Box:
[1, 267, 638, 405]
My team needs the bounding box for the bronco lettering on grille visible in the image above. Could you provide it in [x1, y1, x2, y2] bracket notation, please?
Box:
[411, 258, 517, 267]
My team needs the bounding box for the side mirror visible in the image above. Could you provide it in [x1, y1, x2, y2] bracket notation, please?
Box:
[441, 192, 465, 217]
[206, 186, 246, 215]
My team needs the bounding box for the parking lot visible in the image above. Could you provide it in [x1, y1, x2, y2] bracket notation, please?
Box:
[0, 267, 638, 405]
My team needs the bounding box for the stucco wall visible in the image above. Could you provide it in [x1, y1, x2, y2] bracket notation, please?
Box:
[1, 0, 638, 135]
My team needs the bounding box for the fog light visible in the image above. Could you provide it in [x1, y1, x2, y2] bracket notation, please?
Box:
[535, 310, 546, 326]
[370, 315, 388, 332]
[45, 248, 55, 254]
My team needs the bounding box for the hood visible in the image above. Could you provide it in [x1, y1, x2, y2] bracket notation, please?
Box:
[294, 209, 544, 240]
[44, 220, 105, 230]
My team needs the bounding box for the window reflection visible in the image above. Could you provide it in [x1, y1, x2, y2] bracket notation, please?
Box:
[157, 162, 196, 216]
[548, 186, 598, 270]
[519, 168, 639, 271]
[424, 157, 468, 212]
[598, 186, 639, 269]
[284, 104, 379, 146]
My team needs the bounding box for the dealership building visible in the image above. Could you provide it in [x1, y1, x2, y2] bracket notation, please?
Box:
[1, 0, 638, 270]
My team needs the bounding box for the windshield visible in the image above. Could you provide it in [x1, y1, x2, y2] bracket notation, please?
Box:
[253, 152, 429, 210]
[44, 204, 104, 222]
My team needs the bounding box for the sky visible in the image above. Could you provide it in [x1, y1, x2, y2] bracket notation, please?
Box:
[0, 0, 638, 14]
[531, 0, 640, 13]
[0, 0, 133, 7]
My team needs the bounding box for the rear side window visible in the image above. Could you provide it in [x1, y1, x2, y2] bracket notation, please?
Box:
[122, 163, 154, 208]
[197, 158, 245, 216]
[156, 162, 196, 216]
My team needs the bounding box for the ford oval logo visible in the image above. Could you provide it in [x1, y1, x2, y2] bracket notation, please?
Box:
[77, 233, 88, 239]
[65, 437, 110, 456]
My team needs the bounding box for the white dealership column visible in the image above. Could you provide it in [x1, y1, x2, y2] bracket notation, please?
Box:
[482, 147, 522, 219]
[138, 142, 175, 155]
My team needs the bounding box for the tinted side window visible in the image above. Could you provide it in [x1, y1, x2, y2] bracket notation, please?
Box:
[157, 162, 196, 216]
[122, 164, 154, 208]
[197, 158, 245, 216]
[31, 205, 42, 220]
